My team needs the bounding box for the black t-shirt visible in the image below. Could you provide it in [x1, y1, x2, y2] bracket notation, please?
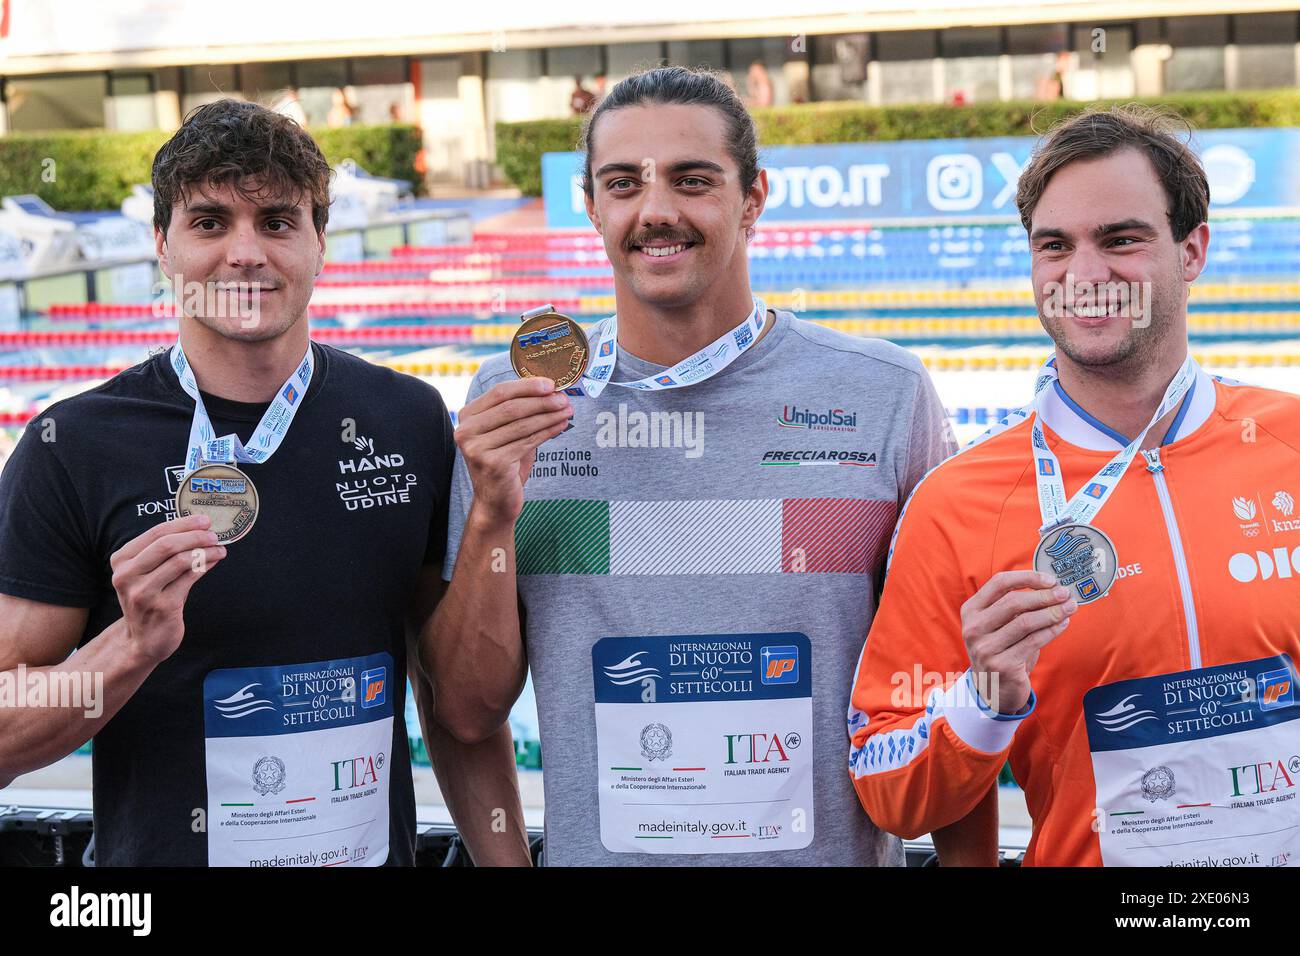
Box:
[0, 342, 454, 866]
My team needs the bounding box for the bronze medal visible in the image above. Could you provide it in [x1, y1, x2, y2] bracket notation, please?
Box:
[510, 309, 589, 391]
[175, 463, 260, 545]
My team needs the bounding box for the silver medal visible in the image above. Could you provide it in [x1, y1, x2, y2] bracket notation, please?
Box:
[1033, 523, 1118, 605]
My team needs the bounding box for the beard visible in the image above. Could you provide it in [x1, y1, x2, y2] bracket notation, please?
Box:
[1040, 271, 1182, 376]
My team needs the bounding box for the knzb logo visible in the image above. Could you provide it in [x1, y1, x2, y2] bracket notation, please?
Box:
[1274, 491, 1295, 518]
[760, 645, 799, 685]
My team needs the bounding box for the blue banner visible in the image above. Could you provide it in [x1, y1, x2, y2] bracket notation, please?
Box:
[204, 653, 393, 739]
[543, 127, 1300, 228]
[592, 633, 810, 704]
[1083, 655, 1298, 754]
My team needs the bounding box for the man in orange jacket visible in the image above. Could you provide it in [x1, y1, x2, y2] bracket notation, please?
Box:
[848, 105, 1300, 867]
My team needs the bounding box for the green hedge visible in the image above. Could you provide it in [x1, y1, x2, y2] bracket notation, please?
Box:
[496, 88, 1300, 196]
[314, 123, 425, 196]
[494, 119, 585, 198]
[0, 123, 425, 212]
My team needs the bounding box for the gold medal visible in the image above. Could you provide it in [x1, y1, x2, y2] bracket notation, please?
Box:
[175, 463, 260, 545]
[510, 308, 589, 391]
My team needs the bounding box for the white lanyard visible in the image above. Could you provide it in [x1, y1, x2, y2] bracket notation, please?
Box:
[564, 299, 767, 398]
[1028, 354, 1197, 532]
[169, 342, 314, 472]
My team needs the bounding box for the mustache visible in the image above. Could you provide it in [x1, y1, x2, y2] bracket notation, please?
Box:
[624, 229, 703, 251]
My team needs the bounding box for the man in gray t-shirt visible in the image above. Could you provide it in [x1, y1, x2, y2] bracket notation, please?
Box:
[423, 66, 964, 866]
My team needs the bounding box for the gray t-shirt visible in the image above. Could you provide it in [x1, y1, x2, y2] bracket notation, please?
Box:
[444, 309, 952, 865]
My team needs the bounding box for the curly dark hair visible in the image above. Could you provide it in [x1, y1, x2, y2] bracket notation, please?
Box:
[1015, 104, 1209, 242]
[152, 98, 332, 237]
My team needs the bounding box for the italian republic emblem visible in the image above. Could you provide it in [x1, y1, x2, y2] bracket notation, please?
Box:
[640, 723, 673, 762]
[252, 755, 287, 796]
[1140, 766, 1176, 802]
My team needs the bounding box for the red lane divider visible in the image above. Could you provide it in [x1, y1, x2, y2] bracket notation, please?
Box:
[440, 229, 832, 253]
[46, 299, 585, 321]
[0, 365, 128, 382]
[316, 275, 607, 288]
[324, 256, 612, 271]
[0, 326, 487, 348]
[48, 303, 176, 319]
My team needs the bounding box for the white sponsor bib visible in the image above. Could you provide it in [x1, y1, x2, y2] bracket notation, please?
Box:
[592, 633, 814, 854]
[1085, 654, 1300, 867]
[203, 654, 394, 867]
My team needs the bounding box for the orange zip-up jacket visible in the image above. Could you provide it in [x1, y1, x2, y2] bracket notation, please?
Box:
[848, 362, 1300, 866]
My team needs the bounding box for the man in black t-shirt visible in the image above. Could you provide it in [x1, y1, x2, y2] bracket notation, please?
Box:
[0, 100, 529, 866]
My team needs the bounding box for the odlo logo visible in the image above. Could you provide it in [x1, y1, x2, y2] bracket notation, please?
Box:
[331, 752, 385, 792]
[723, 732, 799, 765]
[1228, 546, 1300, 583]
[1228, 755, 1299, 798]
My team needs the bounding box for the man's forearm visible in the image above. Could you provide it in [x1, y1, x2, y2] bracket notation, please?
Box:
[424, 719, 530, 866]
[932, 782, 1000, 866]
[423, 503, 527, 742]
[0, 619, 157, 786]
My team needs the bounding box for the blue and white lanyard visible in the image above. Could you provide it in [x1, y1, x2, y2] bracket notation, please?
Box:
[170, 342, 314, 472]
[560, 298, 767, 398]
[1028, 354, 1196, 533]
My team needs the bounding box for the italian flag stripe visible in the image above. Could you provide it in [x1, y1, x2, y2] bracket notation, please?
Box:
[515, 498, 897, 576]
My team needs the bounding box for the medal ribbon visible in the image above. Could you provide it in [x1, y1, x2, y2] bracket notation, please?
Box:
[558, 298, 767, 398]
[169, 342, 314, 472]
[1027, 353, 1197, 533]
